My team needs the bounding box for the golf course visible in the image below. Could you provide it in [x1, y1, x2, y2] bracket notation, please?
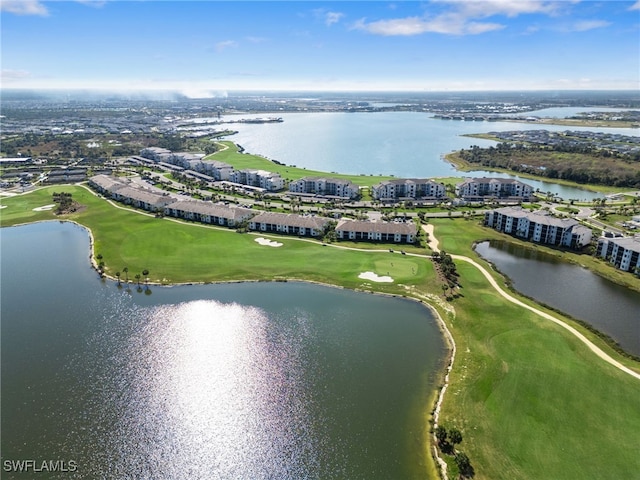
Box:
[1, 183, 639, 480]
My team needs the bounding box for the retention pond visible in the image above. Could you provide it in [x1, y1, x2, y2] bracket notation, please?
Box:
[475, 240, 640, 357]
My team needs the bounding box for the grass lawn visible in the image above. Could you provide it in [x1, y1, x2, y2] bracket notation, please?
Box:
[2, 186, 639, 480]
[206, 141, 396, 188]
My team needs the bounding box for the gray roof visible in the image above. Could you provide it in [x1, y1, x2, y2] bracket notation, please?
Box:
[250, 212, 331, 229]
[377, 178, 442, 186]
[114, 186, 175, 206]
[493, 206, 531, 218]
[295, 176, 356, 186]
[459, 177, 530, 186]
[603, 235, 640, 253]
[336, 219, 417, 235]
[89, 174, 127, 192]
[494, 206, 579, 228]
[204, 160, 233, 169]
[166, 200, 254, 220]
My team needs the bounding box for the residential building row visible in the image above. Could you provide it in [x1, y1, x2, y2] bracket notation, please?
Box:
[596, 233, 640, 273]
[457, 177, 534, 201]
[88, 175, 416, 243]
[138, 148, 536, 203]
[139, 147, 284, 192]
[484, 206, 592, 249]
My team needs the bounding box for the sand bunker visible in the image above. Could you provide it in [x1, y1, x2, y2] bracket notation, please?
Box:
[0, 205, 7, 209]
[254, 237, 283, 247]
[33, 204, 56, 211]
[358, 271, 394, 283]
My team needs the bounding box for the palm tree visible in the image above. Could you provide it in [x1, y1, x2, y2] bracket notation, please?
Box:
[123, 266, 129, 283]
[454, 452, 473, 477]
[135, 273, 141, 286]
[435, 425, 448, 447]
[142, 269, 150, 289]
[115, 271, 121, 286]
[449, 428, 463, 448]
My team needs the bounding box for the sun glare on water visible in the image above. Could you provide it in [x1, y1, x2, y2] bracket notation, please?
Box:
[104, 300, 321, 479]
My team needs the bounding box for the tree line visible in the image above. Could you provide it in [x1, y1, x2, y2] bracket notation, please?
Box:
[458, 144, 640, 188]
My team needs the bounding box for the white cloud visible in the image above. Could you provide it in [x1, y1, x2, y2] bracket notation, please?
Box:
[214, 40, 238, 53]
[0, 0, 48, 16]
[629, 1, 640, 10]
[325, 11, 344, 26]
[313, 8, 345, 26]
[0, 0, 109, 15]
[353, 14, 503, 36]
[435, 0, 570, 18]
[352, 0, 579, 36]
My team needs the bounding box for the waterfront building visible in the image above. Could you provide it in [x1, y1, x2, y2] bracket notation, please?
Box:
[484, 206, 592, 249]
[230, 169, 285, 192]
[288, 177, 359, 199]
[201, 160, 234, 181]
[596, 234, 640, 273]
[371, 178, 446, 201]
[335, 219, 416, 244]
[249, 212, 330, 237]
[164, 200, 254, 227]
[457, 177, 533, 201]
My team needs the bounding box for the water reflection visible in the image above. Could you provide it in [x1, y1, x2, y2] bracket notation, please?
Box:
[2, 223, 446, 479]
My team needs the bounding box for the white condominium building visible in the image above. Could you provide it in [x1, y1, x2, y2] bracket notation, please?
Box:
[230, 169, 285, 191]
[372, 178, 446, 201]
[457, 177, 533, 200]
[288, 177, 359, 199]
[596, 234, 640, 273]
[484, 206, 592, 249]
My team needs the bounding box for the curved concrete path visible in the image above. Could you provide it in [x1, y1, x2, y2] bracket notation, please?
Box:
[423, 225, 640, 380]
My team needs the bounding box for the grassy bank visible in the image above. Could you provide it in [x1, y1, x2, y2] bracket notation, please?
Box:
[2, 186, 639, 480]
[207, 141, 396, 188]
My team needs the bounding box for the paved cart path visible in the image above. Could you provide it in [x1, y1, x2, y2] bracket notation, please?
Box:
[422, 224, 640, 381]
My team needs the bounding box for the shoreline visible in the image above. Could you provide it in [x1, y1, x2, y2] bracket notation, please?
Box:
[444, 151, 635, 195]
[5, 216, 455, 479]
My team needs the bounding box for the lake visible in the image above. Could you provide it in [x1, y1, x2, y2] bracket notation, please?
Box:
[0, 221, 447, 479]
[223, 110, 639, 200]
[475, 240, 640, 357]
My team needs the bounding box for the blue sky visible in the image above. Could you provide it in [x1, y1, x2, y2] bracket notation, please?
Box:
[1, 0, 639, 94]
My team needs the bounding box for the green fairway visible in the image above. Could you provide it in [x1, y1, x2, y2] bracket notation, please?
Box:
[2, 185, 639, 480]
[0, 186, 432, 294]
[437, 259, 640, 480]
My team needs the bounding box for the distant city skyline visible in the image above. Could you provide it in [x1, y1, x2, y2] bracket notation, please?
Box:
[1, 0, 639, 96]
